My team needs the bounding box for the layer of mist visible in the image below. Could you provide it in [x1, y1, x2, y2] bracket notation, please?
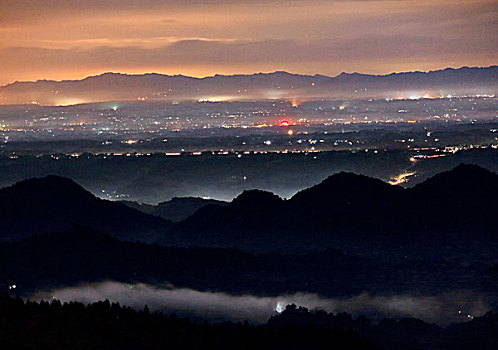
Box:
[31, 281, 490, 325]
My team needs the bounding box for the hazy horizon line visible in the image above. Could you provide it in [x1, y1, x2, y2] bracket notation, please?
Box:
[3, 64, 497, 87]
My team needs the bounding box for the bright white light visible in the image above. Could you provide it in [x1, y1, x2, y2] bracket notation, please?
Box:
[275, 302, 283, 313]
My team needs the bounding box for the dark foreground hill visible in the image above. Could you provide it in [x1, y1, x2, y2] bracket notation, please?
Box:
[0, 164, 496, 261]
[268, 304, 498, 350]
[1, 295, 497, 349]
[0, 295, 380, 350]
[1, 227, 496, 302]
[181, 163, 497, 234]
[176, 164, 498, 259]
[0, 175, 172, 243]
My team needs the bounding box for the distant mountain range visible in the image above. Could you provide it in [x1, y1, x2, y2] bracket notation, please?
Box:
[0, 164, 496, 262]
[0, 66, 496, 105]
[120, 197, 227, 222]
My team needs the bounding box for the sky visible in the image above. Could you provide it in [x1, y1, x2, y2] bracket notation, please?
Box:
[0, 0, 496, 85]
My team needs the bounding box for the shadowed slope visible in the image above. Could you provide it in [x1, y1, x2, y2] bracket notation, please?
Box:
[0, 175, 172, 243]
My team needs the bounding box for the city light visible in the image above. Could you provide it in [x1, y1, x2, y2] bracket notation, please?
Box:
[389, 172, 416, 185]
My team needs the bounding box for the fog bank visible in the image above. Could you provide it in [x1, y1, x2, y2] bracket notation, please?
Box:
[32, 281, 490, 325]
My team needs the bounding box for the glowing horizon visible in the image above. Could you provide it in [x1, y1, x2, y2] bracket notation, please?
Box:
[0, 0, 496, 86]
[3, 63, 496, 87]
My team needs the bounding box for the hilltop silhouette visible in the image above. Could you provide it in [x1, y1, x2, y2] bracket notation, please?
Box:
[1, 295, 497, 349]
[177, 164, 498, 256]
[0, 175, 172, 243]
[1, 164, 496, 261]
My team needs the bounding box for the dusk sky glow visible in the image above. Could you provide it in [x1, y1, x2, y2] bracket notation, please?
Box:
[1, 0, 496, 85]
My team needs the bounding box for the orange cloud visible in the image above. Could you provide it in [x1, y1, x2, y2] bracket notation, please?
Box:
[0, 0, 496, 85]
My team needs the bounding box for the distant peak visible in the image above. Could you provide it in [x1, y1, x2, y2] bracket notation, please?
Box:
[86, 72, 126, 79]
[2, 175, 92, 198]
[411, 163, 497, 193]
[14, 174, 78, 187]
[232, 189, 283, 207]
[101, 72, 123, 76]
[318, 172, 398, 193]
[290, 171, 399, 203]
[431, 163, 496, 179]
[338, 72, 354, 76]
[320, 171, 385, 186]
[252, 71, 294, 77]
[335, 71, 370, 79]
[452, 163, 492, 172]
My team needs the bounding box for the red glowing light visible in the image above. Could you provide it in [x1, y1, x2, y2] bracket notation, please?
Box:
[280, 120, 289, 127]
